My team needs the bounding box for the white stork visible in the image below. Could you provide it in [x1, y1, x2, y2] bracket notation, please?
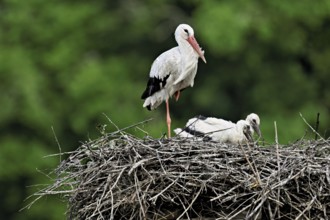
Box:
[245, 113, 262, 137]
[141, 24, 206, 137]
[174, 116, 254, 144]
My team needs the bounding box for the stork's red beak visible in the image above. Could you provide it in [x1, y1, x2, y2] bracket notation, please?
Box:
[187, 36, 206, 63]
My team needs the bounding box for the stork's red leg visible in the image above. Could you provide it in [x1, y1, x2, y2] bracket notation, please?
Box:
[165, 99, 171, 138]
[174, 90, 180, 101]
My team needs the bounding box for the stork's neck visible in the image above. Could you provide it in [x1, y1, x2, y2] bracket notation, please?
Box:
[235, 124, 243, 135]
[177, 38, 199, 61]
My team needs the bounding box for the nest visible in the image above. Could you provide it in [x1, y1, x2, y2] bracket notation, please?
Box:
[28, 128, 330, 220]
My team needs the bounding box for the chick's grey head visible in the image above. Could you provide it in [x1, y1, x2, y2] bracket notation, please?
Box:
[237, 120, 254, 143]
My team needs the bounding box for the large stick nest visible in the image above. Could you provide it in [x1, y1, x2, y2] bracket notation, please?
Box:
[30, 129, 330, 219]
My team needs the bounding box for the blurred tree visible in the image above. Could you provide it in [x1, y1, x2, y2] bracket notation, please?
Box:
[0, 0, 329, 219]
[0, 0, 192, 219]
[189, 0, 330, 142]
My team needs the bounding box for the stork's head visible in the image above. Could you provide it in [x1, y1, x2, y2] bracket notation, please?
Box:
[246, 113, 262, 137]
[175, 24, 206, 63]
[237, 120, 254, 143]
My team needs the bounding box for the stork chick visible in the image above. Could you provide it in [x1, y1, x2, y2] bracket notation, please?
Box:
[245, 113, 262, 137]
[174, 116, 253, 144]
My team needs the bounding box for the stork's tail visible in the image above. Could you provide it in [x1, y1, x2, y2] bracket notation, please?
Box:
[142, 90, 169, 111]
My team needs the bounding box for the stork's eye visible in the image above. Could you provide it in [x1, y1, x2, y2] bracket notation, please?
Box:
[183, 29, 189, 35]
[252, 119, 256, 123]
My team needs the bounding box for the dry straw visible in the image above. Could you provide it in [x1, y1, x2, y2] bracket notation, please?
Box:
[25, 119, 330, 219]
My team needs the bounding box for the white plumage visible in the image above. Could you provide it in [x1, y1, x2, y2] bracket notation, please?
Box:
[174, 116, 254, 144]
[192, 113, 261, 137]
[141, 24, 206, 137]
[245, 113, 262, 137]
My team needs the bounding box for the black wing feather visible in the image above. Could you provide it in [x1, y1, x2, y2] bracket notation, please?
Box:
[183, 126, 212, 141]
[141, 74, 170, 99]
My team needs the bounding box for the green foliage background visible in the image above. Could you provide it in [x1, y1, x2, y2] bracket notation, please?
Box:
[0, 0, 329, 219]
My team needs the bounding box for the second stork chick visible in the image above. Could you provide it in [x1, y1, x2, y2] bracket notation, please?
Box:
[174, 116, 253, 144]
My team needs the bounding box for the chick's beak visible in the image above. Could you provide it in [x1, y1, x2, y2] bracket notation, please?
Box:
[253, 123, 262, 137]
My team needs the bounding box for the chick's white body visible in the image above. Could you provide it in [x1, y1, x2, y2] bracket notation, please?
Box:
[174, 116, 252, 144]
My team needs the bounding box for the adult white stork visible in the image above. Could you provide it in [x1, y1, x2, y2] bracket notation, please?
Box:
[174, 116, 254, 144]
[141, 24, 206, 137]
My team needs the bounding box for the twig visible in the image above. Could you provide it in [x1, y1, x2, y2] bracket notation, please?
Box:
[239, 144, 261, 187]
[134, 172, 146, 219]
[103, 114, 153, 137]
[176, 186, 203, 220]
[315, 113, 320, 141]
[294, 196, 317, 220]
[149, 174, 182, 204]
[51, 126, 62, 162]
[300, 113, 329, 144]
[274, 121, 281, 219]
